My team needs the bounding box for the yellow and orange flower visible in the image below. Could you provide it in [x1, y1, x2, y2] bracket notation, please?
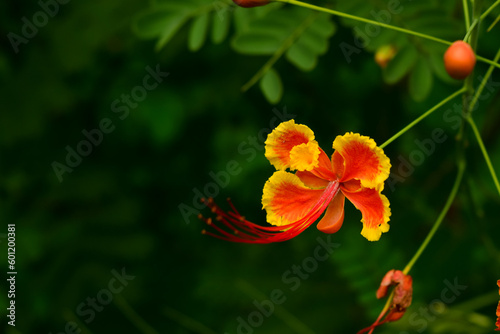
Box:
[200, 120, 391, 243]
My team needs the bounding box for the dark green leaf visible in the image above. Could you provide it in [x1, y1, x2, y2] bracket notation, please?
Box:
[188, 12, 210, 51]
[260, 68, 282, 104]
[232, 32, 283, 55]
[383, 44, 418, 84]
[286, 43, 316, 71]
[409, 57, 433, 101]
[211, 10, 230, 44]
[428, 49, 456, 83]
[132, 5, 191, 38]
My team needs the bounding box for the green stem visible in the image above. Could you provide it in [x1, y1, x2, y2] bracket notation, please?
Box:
[114, 295, 160, 334]
[379, 88, 466, 149]
[463, 19, 477, 42]
[488, 14, 500, 32]
[402, 160, 466, 275]
[467, 47, 500, 114]
[274, 0, 452, 46]
[164, 307, 219, 334]
[466, 117, 500, 196]
[463, 0, 471, 31]
[241, 12, 317, 92]
[480, 0, 500, 21]
[454, 291, 500, 312]
[476, 55, 500, 70]
[459, 0, 482, 144]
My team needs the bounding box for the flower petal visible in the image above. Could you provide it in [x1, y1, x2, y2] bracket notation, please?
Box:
[295, 147, 337, 185]
[289, 141, 320, 171]
[332, 133, 391, 189]
[265, 120, 317, 171]
[296, 170, 330, 189]
[341, 183, 391, 241]
[316, 192, 345, 234]
[262, 171, 326, 226]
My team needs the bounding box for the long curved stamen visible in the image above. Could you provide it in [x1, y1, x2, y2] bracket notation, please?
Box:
[200, 182, 340, 243]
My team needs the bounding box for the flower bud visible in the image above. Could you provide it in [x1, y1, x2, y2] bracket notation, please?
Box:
[375, 45, 397, 68]
[233, 0, 271, 8]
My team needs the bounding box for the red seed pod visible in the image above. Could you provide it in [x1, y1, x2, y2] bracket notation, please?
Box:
[443, 41, 476, 80]
[232, 0, 271, 8]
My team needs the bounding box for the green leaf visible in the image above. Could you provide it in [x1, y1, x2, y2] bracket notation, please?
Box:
[231, 13, 299, 55]
[211, 10, 230, 44]
[134, 1, 232, 51]
[383, 44, 418, 84]
[132, 5, 191, 39]
[232, 32, 283, 55]
[286, 14, 335, 71]
[409, 58, 433, 101]
[259, 68, 282, 104]
[428, 50, 456, 84]
[188, 12, 209, 51]
[231, 9, 334, 64]
[154, 15, 190, 51]
[286, 43, 316, 71]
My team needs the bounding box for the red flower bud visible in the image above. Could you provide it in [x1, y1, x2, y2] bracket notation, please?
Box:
[358, 270, 413, 334]
[233, 0, 271, 8]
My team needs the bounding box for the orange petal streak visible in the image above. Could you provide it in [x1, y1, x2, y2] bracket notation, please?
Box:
[317, 192, 345, 234]
[265, 120, 316, 171]
[332, 133, 391, 189]
[295, 170, 330, 189]
[341, 184, 391, 241]
[312, 147, 337, 181]
[262, 171, 326, 226]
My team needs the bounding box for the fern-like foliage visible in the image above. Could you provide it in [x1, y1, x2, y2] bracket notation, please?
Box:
[133, 2, 336, 104]
[132, 0, 481, 103]
[232, 6, 336, 103]
[132, 0, 233, 52]
[335, 0, 463, 101]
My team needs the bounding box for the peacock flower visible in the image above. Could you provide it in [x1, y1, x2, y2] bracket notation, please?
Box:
[199, 119, 391, 243]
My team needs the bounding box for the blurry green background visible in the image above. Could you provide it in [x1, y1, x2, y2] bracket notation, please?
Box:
[1, 1, 500, 333]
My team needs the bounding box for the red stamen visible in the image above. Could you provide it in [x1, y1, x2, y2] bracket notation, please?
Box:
[198, 182, 340, 243]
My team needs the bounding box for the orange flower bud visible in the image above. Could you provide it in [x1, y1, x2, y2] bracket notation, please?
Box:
[374, 45, 397, 68]
[358, 270, 413, 333]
